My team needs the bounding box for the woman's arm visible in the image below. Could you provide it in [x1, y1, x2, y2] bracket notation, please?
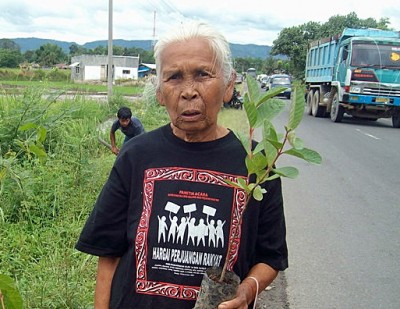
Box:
[94, 256, 120, 309]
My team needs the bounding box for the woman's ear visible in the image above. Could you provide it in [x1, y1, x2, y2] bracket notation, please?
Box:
[223, 72, 236, 103]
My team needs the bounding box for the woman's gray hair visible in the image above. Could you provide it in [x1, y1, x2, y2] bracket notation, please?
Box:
[153, 21, 234, 90]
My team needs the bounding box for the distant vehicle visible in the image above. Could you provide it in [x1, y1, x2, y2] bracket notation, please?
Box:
[235, 73, 243, 84]
[260, 75, 270, 88]
[257, 74, 268, 82]
[305, 27, 400, 127]
[246, 68, 257, 79]
[265, 74, 292, 99]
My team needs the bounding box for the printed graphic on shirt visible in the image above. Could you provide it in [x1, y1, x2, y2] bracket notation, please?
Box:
[135, 167, 247, 301]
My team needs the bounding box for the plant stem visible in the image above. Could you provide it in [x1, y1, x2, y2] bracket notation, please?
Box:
[218, 129, 290, 283]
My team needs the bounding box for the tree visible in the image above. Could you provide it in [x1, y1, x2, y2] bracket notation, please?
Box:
[23, 50, 35, 63]
[33, 43, 67, 66]
[69, 43, 88, 56]
[0, 49, 23, 68]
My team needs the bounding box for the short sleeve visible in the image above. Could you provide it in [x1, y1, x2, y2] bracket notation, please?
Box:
[110, 120, 120, 133]
[75, 164, 129, 257]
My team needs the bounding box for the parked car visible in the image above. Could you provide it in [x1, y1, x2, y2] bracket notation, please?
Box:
[260, 75, 270, 88]
[257, 74, 268, 82]
[265, 74, 292, 99]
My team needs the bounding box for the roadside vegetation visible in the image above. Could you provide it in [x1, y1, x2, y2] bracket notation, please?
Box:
[0, 81, 249, 308]
[0, 68, 145, 96]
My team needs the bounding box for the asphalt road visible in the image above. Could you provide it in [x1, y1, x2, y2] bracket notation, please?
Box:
[257, 99, 400, 308]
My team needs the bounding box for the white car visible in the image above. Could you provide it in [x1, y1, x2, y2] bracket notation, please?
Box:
[260, 76, 270, 88]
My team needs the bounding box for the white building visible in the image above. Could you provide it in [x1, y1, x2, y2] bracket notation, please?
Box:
[70, 55, 140, 82]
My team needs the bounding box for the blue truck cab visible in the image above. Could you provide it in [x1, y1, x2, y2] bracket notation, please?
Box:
[304, 28, 400, 127]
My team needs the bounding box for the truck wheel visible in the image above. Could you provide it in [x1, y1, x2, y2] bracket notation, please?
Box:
[306, 91, 313, 115]
[311, 91, 326, 117]
[392, 113, 400, 128]
[330, 92, 344, 123]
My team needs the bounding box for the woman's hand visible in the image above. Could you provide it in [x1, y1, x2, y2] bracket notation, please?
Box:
[217, 279, 256, 309]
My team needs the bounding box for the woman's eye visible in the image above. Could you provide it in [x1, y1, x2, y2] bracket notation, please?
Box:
[197, 71, 210, 77]
[169, 73, 180, 80]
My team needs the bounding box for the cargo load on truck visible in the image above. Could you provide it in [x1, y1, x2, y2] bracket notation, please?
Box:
[304, 28, 400, 128]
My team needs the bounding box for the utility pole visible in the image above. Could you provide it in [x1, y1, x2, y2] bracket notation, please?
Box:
[107, 0, 113, 103]
[151, 10, 156, 49]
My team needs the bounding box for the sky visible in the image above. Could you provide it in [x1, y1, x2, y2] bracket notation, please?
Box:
[1, 0, 399, 46]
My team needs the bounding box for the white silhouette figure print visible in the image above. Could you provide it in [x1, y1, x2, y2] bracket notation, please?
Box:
[168, 215, 178, 243]
[157, 201, 225, 249]
[157, 215, 168, 243]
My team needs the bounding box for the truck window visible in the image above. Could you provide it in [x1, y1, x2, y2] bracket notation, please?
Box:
[342, 46, 349, 61]
[351, 42, 400, 68]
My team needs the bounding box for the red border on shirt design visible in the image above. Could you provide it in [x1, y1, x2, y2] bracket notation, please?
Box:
[135, 167, 247, 300]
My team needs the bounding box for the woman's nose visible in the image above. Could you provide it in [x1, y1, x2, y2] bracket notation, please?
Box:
[181, 79, 198, 100]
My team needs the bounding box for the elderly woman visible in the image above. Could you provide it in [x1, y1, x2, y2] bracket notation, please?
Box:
[76, 21, 288, 309]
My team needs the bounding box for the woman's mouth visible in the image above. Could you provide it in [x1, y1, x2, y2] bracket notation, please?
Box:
[181, 110, 202, 120]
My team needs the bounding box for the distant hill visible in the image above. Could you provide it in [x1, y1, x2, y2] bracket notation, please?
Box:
[11, 37, 273, 59]
[12, 38, 76, 54]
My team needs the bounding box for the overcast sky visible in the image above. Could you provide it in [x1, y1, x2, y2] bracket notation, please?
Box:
[1, 0, 399, 46]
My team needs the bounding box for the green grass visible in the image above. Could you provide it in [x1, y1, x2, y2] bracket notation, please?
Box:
[0, 67, 147, 96]
[0, 80, 143, 96]
[218, 107, 249, 134]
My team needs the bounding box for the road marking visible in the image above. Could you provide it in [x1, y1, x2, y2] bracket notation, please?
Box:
[355, 129, 380, 140]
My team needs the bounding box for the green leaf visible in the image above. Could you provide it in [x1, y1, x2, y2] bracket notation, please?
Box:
[259, 87, 288, 106]
[256, 170, 269, 183]
[246, 76, 262, 104]
[284, 148, 322, 164]
[264, 141, 277, 168]
[273, 166, 299, 178]
[287, 87, 304, 130]
[0, 274, 23, 309]
[252, 142, 265, 155]
[18, 122, 37, 131]
[243, 93, 258, 128]
[36, 125, 47, 143]
[245, 152, 268, 176]
[263, 120, 278, 142]
[0, 167, 7, 181]
[237, 177, 248, 190]
[287, 131, 305, 150]
[253, 88, 287, 109]
[28, 143, 47, 159]
[252, 185, 265, 201]
[263, 173, 281, 182]
[256, 98, 286, 126]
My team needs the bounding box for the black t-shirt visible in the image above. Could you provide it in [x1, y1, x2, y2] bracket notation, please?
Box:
[76, 124, 288, 308]
[111, 116, 145, 139]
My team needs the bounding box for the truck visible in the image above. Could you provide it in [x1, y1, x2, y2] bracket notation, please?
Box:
[304, 28, 400, 128]
[246, 67, 257, 79]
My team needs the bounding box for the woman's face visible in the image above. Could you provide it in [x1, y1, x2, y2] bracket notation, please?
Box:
[156, 37, 234, 142]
